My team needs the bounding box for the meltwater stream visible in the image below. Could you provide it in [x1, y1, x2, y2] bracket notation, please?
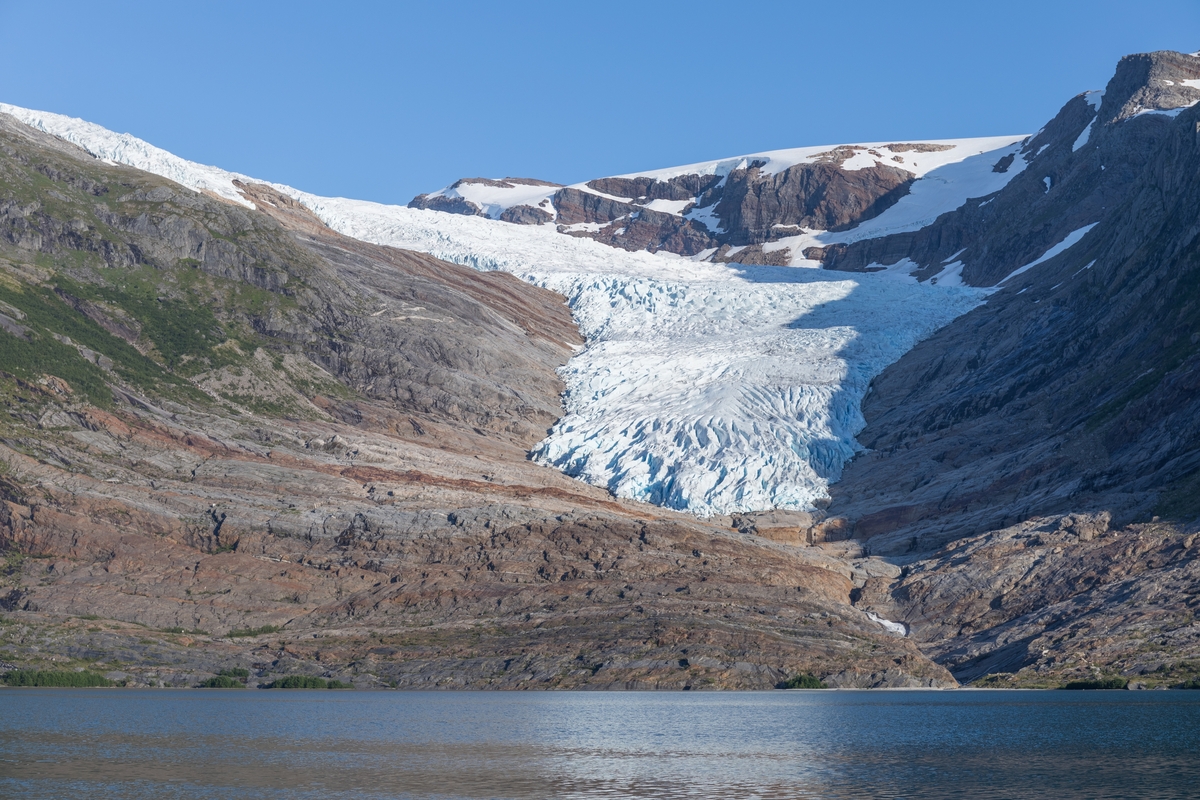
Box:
[2, 689, 1198, 799]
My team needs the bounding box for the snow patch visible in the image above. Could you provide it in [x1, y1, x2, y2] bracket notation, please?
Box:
[1130, 105, 1194, 119]
[1072, 119, 1095, 152]
[931, 261, 966, 287]
[865, 611, 907, 636]
[684, 202, 724, 233]
[619, 136, 1026, 183]
[0, 103, 256, 208]
[423, 180, 558, 220]
[1000, 224, 1099, 285]
[560, 220, 614, 233]
[641, 198, 692, 215]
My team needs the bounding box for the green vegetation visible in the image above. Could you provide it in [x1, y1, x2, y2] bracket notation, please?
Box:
[1062, 677, 1128, 690]
[2, 550, 24, 584]
[58, 275, 226, 370]
[972, 671, 1065, 689]
[197, 668, 252, 688]
[1174, 677, 1200, 689]
[0, 285, 119, 407]
[197, 675, 244, 688]
[263, 675, 351, 689]
[160, 627, 209, 635]
[2, 669, 114, 687]
[226, 624, 281, 638]
[779, 673, 828, 689]
[0, 280, 220, 406]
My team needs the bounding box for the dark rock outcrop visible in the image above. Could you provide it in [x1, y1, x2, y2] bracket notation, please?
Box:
[708, 159, 914, 244]
[823, 51, 1200, 556]
[410, 148, 929, 260]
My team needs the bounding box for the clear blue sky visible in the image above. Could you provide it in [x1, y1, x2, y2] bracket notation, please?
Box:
[1, 1, 1197, 205]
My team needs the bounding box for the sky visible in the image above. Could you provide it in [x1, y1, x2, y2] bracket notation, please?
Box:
[1, 0, 1198, 205]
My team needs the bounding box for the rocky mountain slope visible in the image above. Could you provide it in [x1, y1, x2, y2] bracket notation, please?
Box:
[1, 49, 1199, 691]
[814, 50, 1200, 686]
[822, 51, 1200, 549]
[0, 112, 949, 689]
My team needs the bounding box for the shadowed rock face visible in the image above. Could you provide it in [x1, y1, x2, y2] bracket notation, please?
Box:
[0, 113, 951, 689]
[782, 51, 1200, 687]
[817, 51, 1200, 284]
[853, 513, 1200, 687]
[816, 51, 1200, 557]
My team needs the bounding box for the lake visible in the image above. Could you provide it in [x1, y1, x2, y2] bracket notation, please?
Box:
[1, 689, 1197, 799]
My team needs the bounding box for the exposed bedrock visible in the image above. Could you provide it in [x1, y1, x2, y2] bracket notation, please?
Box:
[410, 154, 918, 259]
[818, 50, 1200, 284]
[553, 187, 717, 255]
[708, 160, 914, 244]
[853, 513, 1200, 686]
[824, 50, 1200, 553]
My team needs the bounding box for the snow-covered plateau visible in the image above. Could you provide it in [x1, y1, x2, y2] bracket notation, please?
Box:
[0, 103, 1025, 515]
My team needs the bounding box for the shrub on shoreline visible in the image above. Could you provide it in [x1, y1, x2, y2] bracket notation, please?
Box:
[1062, 677, 1128, 690]
[226, 625, 281, 639]
[778, 673, 828, 689]
[263, 675, 351, 689]
[2, 669, 115, 687]
[197, 675, 244, 688]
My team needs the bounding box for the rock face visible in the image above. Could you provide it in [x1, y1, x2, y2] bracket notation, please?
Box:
[409, 147, 929, 261]
[820, 50, 1200, 555]
[856, 514, 1200, 687]
[710, 159, 914, 243]
[792, 49, 1200, 686]
[0, 112, 951, 689]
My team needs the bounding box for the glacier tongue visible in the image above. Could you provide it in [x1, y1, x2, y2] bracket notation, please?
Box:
[299, 198, 988, 515]
[0, 102, 993, 516]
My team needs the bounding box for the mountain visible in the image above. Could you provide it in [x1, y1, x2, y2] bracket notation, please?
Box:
[1, 49, 1199, 690]
[409, 136, 1027, 266]
[0, 108, 950, 689]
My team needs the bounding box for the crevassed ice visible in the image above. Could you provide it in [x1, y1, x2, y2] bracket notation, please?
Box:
[301, 200, 987, 515]
[0, 102, 996, 516]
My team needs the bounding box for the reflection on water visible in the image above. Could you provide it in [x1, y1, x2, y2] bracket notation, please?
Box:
[1, 689, 1197, 799]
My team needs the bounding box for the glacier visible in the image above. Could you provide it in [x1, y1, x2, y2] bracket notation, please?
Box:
[0, 102, 1012, 516]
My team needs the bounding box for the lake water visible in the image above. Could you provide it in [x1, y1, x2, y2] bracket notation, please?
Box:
[1, 689, 1197, 799]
